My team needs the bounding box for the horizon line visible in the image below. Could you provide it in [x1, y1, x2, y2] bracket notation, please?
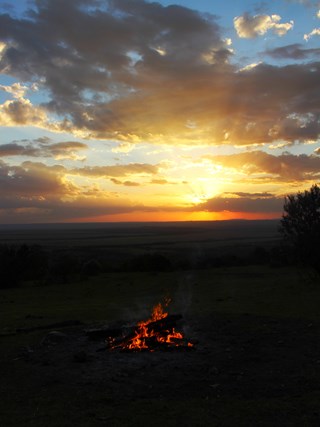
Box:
[0, 217, 281, 228]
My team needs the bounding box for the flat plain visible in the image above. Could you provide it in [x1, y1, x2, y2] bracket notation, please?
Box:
[1, 220, 320, 426]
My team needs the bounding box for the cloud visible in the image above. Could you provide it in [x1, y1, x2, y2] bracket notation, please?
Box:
[10, 160, 159, 182]
[234, 13, 293, 38]
[0, 159, 181, 223]
[34, 136, 52, 145]
[0, 157, 159, 190]
[110, 178, 140, 186]
[203, 151, 320, 181]
[150, 178, 170, 185]
[285, 0, 319, 6]
[0, 159, 149, 222]
[42, 141, 87, 160]
[73, 61, 320, 146]
[0, 140, 88, 160]
[71, 163, 159, 178]
[0, 0, 228, 140]
[0, 160, 74, 198]
[0, 98, 48, 126]
[224, 191, 275, 198]
[199, 194, 283, 213]
[238, 62, 262, 72]
[304, 28, 320, 40]
[0, 0, 318, 148]
[0, 82, 28, 99]
[264, 43, 320, 59]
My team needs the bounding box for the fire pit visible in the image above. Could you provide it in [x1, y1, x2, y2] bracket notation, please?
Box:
[90, 299, 194, 352]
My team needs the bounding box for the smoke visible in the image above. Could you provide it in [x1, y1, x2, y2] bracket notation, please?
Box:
[174, 272, 196, 316]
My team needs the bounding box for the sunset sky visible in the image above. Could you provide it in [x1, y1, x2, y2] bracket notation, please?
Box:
[0, 0, 320, 223]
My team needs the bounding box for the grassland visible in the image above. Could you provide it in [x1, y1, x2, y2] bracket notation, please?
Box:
[1, 220, 320, 426]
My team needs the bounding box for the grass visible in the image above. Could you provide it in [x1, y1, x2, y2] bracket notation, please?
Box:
[1, 265, 319, 333]
[1, 264, 320, 427]
[0, 264, 318, 368]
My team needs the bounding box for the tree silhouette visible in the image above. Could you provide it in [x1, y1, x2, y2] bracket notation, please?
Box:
[0, 244, 48, 287]
[280, 184, 320, 272]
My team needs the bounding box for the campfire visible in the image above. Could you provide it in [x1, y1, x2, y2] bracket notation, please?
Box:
[106, 299, 194, 352]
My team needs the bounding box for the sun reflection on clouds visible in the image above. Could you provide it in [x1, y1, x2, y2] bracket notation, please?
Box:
[0, 0, 319, 223]
[183, 176, 222, 207]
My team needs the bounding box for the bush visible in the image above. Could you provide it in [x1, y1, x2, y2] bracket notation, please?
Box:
[280, 184, 320, 272]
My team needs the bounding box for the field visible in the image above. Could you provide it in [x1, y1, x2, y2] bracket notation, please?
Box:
[1, 220, 320, 426]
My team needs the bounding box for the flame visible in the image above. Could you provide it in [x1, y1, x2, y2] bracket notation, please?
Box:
[108, 299, 193, 351]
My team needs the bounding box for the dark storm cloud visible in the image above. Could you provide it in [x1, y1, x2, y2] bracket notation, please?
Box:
[264, 43, 320, 59]
[0, 0, 319, 145]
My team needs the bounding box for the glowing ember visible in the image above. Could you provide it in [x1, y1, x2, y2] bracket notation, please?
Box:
[107, 299, 194, 351]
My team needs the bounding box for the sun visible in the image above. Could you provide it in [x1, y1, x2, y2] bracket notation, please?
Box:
[189, 192, 211, 205]
[185, 178, 221, 206]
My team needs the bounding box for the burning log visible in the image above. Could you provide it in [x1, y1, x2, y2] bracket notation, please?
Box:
[143, 314, 182, 334]
[106, 301, 194, 352]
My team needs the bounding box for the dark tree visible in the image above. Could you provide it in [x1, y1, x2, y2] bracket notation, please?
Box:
[280, 184, 320, 271]
[0, 244, 48, 288]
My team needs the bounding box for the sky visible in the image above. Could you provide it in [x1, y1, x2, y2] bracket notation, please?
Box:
[0, 0, 320, 224]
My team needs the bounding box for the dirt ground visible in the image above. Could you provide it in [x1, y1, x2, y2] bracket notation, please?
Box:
[3, 312, 320, 426]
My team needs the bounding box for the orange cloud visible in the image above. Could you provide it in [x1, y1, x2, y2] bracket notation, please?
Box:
[203, 151, 320, 181]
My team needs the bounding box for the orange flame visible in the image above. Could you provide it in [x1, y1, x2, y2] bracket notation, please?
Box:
[108, 299, 193, 351]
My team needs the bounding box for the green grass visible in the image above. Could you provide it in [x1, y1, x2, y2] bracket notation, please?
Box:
[1, 265, 319, 334]
[0, 265, 319, 359]
[190, 266, 320, 320]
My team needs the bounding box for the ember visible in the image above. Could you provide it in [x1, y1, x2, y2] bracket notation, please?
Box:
[106, 299, 194, 351]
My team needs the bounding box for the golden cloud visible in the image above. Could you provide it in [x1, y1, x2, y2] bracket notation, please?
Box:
[203, 151, 320, 181]
[234, 13, 293, 38]
[0, 98, 48, 127]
